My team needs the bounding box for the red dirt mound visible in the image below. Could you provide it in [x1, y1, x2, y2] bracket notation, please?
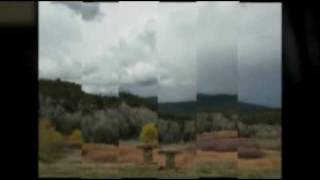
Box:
[238, 146, 263, 159]
[238, 138, 263, 159]
[196, 131, 238, 152]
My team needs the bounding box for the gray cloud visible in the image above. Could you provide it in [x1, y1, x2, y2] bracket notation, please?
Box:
[158, 84, 197, 102]
[119, 83, 158, 97]
[196, 1, 238, 96]
[52, 2, 103, 21]
[157, 3, 197, 103]
[136, 76, 158, 87]
[82, 3, 103, 21]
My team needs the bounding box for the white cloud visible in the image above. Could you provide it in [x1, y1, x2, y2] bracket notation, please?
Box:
[39, 1, 82, 83]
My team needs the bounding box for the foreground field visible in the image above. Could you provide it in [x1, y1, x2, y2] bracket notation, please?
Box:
[39, 139, 281, 178]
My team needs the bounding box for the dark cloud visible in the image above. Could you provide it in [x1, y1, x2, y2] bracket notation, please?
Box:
[52, 2, 103, 21]
[82, 3, 103, 21]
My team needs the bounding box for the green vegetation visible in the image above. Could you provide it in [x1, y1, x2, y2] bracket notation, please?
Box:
[157, 119, 182, 144]
[40, 78, 156, 114]
[39, 79, 281, 145]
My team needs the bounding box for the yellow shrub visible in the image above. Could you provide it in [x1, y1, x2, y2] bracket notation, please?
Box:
[139, 122, 158, 145]
[68, 129, 84, 144]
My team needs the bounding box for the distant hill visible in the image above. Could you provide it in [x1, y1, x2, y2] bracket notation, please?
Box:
[39, 78, 84, 100]
[39, 79, 280, 124]
[196, 94, 237, 114]
[158, 101, 196, 120]
[196, 93, 279, 113]
[197, 94, 237, 107]
[143, 96, 158, 106]
[39, 79, 156, 112]
[139, 94, 278, 117]
[157, 94, 281, 124]
[196, 93, 281, 124]
[238, 101, 278, 113]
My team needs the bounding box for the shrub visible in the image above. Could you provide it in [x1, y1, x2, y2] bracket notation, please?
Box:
[139, 122, 158, 144]
[70, 129, 82, 142]
[237, 121, 253, 137]
[82, 110, 119, 145]
[157, 120, 182, 144]
[66, 129, 83, 148]
[39, 119, 66, 163]
[183, 120, 196, 142]
[196, 117, 211, 134]
[248, 124, 279, 138]
[212, 114, 232, 131]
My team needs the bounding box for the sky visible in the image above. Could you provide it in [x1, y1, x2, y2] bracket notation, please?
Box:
[238, 3, 282, 108]
[197, 1, 238, 95]
[39, 1, 281, 107]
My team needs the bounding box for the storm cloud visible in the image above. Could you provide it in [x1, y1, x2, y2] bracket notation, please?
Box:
[52, 1, 103, 21]
[39, 2, 282, 107]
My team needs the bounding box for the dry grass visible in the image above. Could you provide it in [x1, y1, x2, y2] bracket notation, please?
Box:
[237, 150, 282, 178]
[118, 143, 144, 164]
[40, 141, 281, 178]
[194, 150, 237, 164]
[238, 150, 281, 170]
[82, 143, 118, 163]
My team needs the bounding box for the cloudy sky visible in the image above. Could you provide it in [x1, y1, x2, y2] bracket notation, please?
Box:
[238, 3, 281, 108]
[197, 1, 238, 95]
[39, 1, 281, 107]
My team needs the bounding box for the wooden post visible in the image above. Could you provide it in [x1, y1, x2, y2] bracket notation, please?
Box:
[137, 144, 158, 164]
[143, 146, 153, 163]
[159, 148, 182, 169]
[166, 152, 175, 169]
